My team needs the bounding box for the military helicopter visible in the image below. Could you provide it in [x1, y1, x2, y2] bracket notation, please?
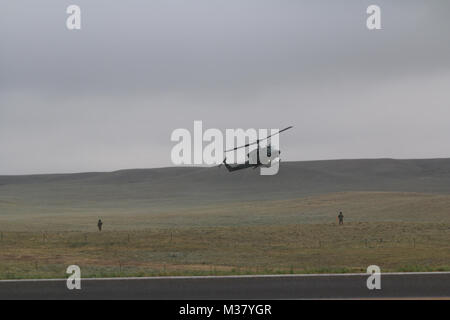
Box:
[220, 126, 293, 172]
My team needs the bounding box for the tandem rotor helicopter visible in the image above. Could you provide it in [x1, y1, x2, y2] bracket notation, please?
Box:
[220, 126, 293, 172]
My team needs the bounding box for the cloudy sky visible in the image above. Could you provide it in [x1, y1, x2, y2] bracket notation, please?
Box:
[1, 0, 450, 174]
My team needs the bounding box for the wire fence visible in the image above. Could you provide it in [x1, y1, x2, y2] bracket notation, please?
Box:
[0, 229, 448, 249]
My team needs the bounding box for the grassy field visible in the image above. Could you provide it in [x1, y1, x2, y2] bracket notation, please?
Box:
[0, 191, 449, 279]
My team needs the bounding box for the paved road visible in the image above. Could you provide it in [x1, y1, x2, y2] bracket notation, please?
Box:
[0, 273, 449, 299]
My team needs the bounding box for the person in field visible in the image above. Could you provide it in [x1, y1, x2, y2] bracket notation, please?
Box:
[338, 212, 344, 225]
[97, 219, 103, 231]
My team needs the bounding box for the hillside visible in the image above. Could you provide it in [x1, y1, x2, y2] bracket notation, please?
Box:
[1, 159, 449, 277]
[1, 158, 450, 211]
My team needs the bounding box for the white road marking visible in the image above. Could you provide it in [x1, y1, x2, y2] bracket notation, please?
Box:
[0, 271, 449, 283]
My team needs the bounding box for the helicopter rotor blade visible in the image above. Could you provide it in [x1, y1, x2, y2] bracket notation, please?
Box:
[224, 126, 293, 153]
[265, 126, 293, 141]
[225, 140, 258, 152]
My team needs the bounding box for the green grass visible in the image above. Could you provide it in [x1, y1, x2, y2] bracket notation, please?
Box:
[0, 221, 449, 279]
[2, 159, 450, 279]
[1, 191, 449, 279]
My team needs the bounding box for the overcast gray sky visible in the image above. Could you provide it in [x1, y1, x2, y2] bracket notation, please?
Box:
[1, 0, 450, 174]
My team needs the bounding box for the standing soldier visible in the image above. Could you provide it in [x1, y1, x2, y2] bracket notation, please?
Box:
[97, 219, 103, 232]
[338, 212, 344, 225]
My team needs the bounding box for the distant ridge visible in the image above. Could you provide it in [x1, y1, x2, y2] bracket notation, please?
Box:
[1, 158, 450, 207]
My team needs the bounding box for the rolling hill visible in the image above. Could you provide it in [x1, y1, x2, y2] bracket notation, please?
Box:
[1, 158, 450, 210]
[1, 159, 449, 277]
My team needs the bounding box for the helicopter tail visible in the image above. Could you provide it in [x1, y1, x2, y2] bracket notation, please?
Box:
[219, 158, 236, 172]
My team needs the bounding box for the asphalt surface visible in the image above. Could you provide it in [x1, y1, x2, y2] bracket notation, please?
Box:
[0, 272, 449, 299]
